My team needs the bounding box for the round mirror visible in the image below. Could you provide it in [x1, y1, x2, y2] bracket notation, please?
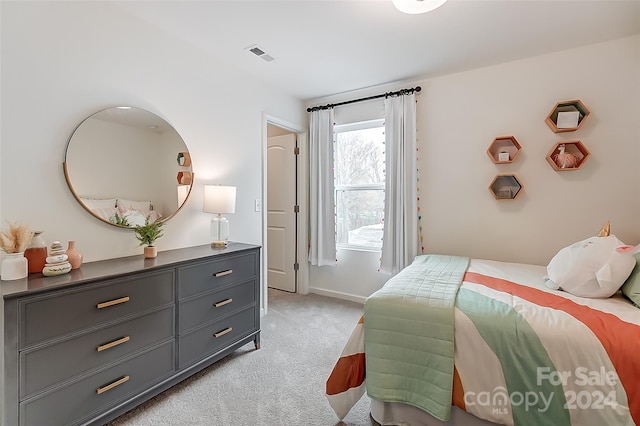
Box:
[63, 107, 193, 228]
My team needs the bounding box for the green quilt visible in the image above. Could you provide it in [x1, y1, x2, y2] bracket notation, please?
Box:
[364, 254, 469, 421]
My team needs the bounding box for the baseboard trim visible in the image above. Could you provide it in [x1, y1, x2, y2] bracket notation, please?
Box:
[309, 287, 367, 304]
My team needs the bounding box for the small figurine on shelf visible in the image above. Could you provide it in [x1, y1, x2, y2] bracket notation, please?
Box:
[42, 241, 72, 276]
[552, 144, 578, 169]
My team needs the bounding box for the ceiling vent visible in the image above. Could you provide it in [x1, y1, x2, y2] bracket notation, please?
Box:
[246, 45, 275, 62]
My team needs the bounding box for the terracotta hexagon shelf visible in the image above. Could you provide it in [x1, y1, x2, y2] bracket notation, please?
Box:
[546, 140, 590, 171]
[487, 135, 522, 164]
[545, 99, 590, 133]
[177, 171, 193, 185]
[489, 174, 523, 200]
[177, 152, 191, 167]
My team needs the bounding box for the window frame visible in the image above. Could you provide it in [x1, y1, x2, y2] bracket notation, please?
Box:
[334, 118, 385, 252]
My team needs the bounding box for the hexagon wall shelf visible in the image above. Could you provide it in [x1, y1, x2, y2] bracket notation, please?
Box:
[545, 99, 591, 133]
[489, 174, 523, 200]
[546, 140, 590, 171]
[487, 136, 522, 164]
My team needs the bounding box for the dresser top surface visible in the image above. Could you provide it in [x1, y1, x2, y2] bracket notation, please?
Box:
[1, 242, 260, 299]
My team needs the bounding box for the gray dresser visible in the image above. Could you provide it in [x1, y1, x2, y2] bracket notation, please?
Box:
[0, 243, 261, 425]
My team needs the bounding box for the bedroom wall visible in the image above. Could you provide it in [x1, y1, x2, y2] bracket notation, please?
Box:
[0, 2, 305, 266]
[307, 35, 640, 302]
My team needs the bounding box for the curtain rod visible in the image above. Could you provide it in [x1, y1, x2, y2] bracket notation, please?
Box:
[306, 86, 421, 112]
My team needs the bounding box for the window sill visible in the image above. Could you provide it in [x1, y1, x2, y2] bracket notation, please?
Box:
[337, 245, 382, 253]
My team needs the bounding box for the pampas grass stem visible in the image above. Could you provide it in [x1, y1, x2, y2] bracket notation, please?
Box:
[0, 222, 34, 254]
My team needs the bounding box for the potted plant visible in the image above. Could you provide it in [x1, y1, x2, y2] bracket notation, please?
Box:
[133, 217, 164, 259]
[0, 221, 33, 280]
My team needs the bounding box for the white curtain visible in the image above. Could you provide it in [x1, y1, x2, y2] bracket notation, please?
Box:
[309, 109, 337, 266]
[380, 92, 419, 274]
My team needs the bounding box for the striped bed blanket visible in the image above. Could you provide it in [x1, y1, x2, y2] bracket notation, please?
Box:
[326, 258, 640, 425]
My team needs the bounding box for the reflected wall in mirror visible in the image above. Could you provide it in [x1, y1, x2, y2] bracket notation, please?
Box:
[64, 107, 193, 228]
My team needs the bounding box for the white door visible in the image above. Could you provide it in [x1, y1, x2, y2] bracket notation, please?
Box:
[267, 133, 297, 292]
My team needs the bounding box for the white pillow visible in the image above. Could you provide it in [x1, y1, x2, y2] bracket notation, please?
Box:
[544, 234, 636, 298]
[121, 209, 148, 227]
[81, 198, 117, 209]
[116, 198, 151, 211]
[91, 207, 119, 221]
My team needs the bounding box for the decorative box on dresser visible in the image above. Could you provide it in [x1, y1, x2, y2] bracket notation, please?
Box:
[0, 243, 260, 426]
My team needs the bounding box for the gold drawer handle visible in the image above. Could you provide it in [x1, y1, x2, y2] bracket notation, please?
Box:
[214, 327, 233, 338]
[214, 269, 233, 277]
[96, 375, 129, 395]
[214, 298, 233, 308]
[97, 296, 130, 309]
[96, 336, 130, 352]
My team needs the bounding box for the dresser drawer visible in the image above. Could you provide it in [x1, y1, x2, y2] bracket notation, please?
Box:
[179, 307, 257, 369]
[20, 340, 175, 426]
[20, 306, 174, 399]
[179, 279, 256, 333]
[178, 251, 257, 300]
[20, 270, 174, 348]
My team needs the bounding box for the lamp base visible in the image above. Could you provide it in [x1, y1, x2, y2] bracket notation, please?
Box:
[211, 240, 228, 248]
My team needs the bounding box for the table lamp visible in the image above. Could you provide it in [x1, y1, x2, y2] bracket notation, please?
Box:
[203, 185, 236, 248]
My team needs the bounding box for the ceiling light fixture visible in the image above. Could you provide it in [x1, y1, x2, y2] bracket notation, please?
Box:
[392, 0, 447, 14]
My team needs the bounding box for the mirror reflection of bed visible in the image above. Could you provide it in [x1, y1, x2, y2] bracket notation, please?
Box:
[78, 197, 162, 227]
[64, 107, 192, 227]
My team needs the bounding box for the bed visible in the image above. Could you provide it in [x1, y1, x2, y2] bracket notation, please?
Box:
[326, 251, 640, 426]
[79, 197, 162, 226]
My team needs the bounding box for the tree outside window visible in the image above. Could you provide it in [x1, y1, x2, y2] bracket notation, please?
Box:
[334, 119, 385, 250]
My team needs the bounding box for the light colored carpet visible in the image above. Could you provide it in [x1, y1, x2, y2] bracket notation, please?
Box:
[107, 288, 373, 426]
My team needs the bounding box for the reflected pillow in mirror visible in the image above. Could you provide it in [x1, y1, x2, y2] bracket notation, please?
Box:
[120, 209, 148, 227]
[91, 207, 119, 222]
[116, 198, 151, 211]
[81, 197, 117, 209]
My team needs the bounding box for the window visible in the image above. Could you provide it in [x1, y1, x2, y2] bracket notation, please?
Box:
[334, 119, 385, 251]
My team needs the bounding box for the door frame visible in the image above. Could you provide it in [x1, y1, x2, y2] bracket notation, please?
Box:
[261, 113, 308, 314]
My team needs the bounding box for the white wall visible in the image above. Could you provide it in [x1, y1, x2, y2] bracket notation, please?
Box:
[307, 35, 640, 302]
[0, 2, 305, 264]
[420, 35, 640, 266]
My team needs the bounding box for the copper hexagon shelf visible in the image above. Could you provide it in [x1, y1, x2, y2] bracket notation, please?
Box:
[487, 135, 522, 164]
[489, 174, 523, 200]
[545, 99, 591, 133]
[545, 140, 590, 171]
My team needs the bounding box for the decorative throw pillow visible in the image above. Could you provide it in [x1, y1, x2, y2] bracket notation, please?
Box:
[91, 207, 119, 222]
[544, 234, 636, 298]
[81, 197, 117, 209]
[120, 209, 147, 227]
[621, 253, 640, 307]
[116, 198, 151, 211]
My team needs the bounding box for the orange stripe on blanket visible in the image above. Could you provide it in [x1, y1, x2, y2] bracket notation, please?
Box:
[452, 366, 466, 411]
[464, 271, 640, 425]
[326, 352, 366, 396]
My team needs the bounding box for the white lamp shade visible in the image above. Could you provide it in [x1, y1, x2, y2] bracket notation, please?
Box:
[204, 185, 236, 214]
[392, 0, 447, 14]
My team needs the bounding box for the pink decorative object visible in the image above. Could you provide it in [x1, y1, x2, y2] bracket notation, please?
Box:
[553, 144, 578, 169]
[66, 240, 83, 269]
